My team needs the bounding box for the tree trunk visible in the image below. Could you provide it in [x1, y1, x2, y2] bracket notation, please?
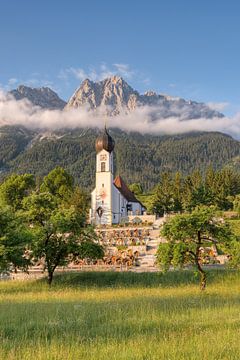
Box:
[47, 270, 53, 286]
[196, 231, 207, 291]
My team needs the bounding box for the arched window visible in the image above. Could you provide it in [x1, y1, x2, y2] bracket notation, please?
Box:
[101, 162, 106, 172]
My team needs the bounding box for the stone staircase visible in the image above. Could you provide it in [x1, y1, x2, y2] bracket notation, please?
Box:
[136, 217, 166, 271]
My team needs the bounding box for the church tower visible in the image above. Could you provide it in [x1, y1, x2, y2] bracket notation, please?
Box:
[91, 126, 115, 225]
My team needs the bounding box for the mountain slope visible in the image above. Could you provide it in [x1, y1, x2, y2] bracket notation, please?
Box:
[0, 126, 239, 190]
[9, 85, 66, 110]
[65, 76, 224, 119]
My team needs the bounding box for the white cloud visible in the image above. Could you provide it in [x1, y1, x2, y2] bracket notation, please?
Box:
[113, 63, 134, 79]
[58, 63, 135, 83]
[2, 75, 56, 92]
[0, 89, 239, 139]
[8, 78, 18, 86]
[207, 102, 229, 112]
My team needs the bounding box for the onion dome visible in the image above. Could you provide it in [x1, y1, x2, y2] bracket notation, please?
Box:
[95, 126, 115, 153]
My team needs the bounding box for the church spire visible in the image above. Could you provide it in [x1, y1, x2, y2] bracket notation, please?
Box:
[95, 125, 115, 153]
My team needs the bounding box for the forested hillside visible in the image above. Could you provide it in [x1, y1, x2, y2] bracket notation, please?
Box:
[0, 126, 239, 190]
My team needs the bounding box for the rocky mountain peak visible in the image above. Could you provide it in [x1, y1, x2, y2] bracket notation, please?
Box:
[65, 77, 224, 119]
[9, 85, 66, 110]
[144, 90, 158, 97]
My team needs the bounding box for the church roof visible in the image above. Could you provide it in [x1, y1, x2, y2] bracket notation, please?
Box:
[114, 175, 144, 207]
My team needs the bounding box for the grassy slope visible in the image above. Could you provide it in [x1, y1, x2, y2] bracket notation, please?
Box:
[0, 270, 240, 360]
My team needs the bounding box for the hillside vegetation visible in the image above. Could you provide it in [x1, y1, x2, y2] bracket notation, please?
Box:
[0, 126, 240, 190]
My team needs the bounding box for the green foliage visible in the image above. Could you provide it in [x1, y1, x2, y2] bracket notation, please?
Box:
[233, 195, 240, 215]
[0, 206, 32, 273]
[23, 188, 102, 284]
[0, 166, 102, 284]
[128, 183, 143, 195]
[152, 172, 183, 215]
[40, 166, 74, 201]
[0, 173, 35, 210]
[78, 240, 104, 260]
[1, 126, 240, 191]
[152, 167, 240, 214]
[157, 206, 233, 289]
[156, 243, 173, 271]
[227, 240, 240, 269]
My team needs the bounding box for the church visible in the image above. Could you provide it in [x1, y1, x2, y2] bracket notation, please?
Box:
[91, 127, 145, 225]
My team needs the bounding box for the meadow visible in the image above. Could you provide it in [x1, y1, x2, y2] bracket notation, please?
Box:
[0, 270, 240, 360]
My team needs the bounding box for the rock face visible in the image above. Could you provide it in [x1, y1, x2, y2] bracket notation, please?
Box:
[65, 76, 224, 119]
[9, 85, 66, 110]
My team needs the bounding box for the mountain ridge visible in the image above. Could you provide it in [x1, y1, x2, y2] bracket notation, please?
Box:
[9, 85, 66, 110]
[65, 76, 224, 119]
[8, 76, 224, 121]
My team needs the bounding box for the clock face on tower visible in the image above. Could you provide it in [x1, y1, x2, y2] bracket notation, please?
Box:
[100, 154, 107, 161]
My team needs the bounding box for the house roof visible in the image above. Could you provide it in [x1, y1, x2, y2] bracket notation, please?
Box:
[114, 175, 145, 208]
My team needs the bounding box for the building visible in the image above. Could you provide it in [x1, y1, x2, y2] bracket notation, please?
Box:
[91, 127, 145, 225]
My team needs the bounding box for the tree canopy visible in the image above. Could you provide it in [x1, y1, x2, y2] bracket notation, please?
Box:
[157, 206, 233, 289]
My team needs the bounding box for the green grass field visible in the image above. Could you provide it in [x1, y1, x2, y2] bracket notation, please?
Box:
[1, 270, 240, 360]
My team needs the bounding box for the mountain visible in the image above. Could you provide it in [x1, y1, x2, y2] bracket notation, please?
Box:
[65, 76, 224, 119]
[1, 77, 238, 190]
[0, 126, 239, 191]
[9, 85, 66, 110]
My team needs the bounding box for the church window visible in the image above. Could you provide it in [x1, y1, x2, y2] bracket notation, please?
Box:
[101, 162, 106, 172]
[102, 183, 104, 187]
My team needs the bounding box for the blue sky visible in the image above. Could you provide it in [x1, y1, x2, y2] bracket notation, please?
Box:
[0, 0, 240, 115]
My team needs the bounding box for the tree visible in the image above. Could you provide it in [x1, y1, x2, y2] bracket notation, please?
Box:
[129, 183, 143, 195]
[172, 172, 183, 212]
[40, 166, 74, 202]
[0, 206, 32, 273]
[152, 173, 174, 215]
[23, 192, 103, 285]
[66, 186, 90, 221]
[0, 174, 35, 211]
[157, 206, 232, 290]
[233, 195, 240, 217]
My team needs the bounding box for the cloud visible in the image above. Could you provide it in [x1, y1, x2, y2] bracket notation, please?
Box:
[58, 63, 135, 83]
[207, 102, 229, 112]
[0, 89, 239, 139]
[112, 63, 134, 79]
[2, 75, 57, 93]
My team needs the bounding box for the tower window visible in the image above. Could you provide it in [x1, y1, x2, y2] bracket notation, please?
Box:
[102, 183, 104, 187]
[101, 162, 106, 172]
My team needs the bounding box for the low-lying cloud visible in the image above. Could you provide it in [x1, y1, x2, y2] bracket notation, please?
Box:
[0, 90, 239, 138]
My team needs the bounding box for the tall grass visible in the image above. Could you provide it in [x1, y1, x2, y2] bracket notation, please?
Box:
[0, 270, 240, 360]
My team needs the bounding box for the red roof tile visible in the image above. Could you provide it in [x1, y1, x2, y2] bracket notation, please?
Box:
[114, 175, 144, 206]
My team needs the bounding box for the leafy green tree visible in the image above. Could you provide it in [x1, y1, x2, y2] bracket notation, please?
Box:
[0, 206, 32, 273]
[233, 195, 240, 217]
[66, 186, 90, 221]
[0, 174, 35, 211]
[23, 192, 103, 285]
[40, 166, 74, 202]
[129, 183, 143, 195]
[157, 206, 232, 290]
[226, 240, 240, 269]
[172, 172, 183, 212]
[152, 173, 174, 215]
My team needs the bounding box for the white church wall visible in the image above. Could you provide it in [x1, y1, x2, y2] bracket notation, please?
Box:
[96, 149, 113, 173]
[93, 148, 114, 225]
